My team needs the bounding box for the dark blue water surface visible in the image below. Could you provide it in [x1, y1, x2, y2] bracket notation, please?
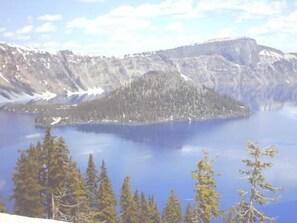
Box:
[1, 108, 297, 222]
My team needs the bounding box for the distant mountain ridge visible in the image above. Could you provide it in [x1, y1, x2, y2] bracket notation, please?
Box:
[0, 37, 297, 104]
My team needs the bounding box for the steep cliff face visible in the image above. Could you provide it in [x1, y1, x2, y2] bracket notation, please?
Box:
[0, 37, 297, 104]
[157, 37, 260, 66]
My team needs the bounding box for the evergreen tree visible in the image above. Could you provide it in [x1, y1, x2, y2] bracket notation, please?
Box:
[12, 145, 44, 217]
[222, 207, 237, 223]
[162, 190, 182, 223]
[235, 142, 283, 223]
[41, 129, 73, 219]
[96, 160, 117, 223]
[120, 176, 131, 220]
[85, 154, 98, 210]
[0, 195, 7, 213]
[148, 195, 161, 223]
[192, 150, 220, 223]
[120, 176, 138, 223]
[133, 190, 141, 222]
[140, 192, 150, 223]
[59, 160, 88, 222]
[184, 203, 194, 223]
[40, 127, 56, 218]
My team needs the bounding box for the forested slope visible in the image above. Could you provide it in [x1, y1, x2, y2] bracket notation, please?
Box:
[30, 71, 249, 126]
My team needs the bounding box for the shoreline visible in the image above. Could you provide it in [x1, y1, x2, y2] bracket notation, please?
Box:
[0, 106, 251, 128]
[34, 112, 251, 128]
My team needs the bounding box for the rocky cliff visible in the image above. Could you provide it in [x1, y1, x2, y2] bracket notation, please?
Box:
[0, 37, 297, 104]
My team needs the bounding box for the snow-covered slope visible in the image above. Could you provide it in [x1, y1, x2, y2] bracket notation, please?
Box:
[0, 37, 297, 104]
[0, 213, 70, 223]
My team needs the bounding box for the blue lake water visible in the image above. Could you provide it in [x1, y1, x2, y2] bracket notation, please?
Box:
[0, 108, 297, 222]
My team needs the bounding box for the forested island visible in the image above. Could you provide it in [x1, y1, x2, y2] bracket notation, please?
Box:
[0, 129, 282, 223]
[8, 71, 249, 126]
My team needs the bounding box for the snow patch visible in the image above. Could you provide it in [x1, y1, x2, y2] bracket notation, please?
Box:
[0, 72, 9, 83]
[284, 53, 297, 60]
[51, 117, 61, 125]
[0, 90, 57, 104]
[36, 91, 57, 101]
[259, 49, 283, 63]
[0, 91, 36, 104]
[180, 73, 193, 82]
[67, 87, 104, 97]
[8, 44, 41, 54]
[0, 213, 69, 223]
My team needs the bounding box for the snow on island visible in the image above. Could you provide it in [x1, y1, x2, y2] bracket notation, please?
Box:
[51, 117, 62, 125]
[0, 213, 70, 223]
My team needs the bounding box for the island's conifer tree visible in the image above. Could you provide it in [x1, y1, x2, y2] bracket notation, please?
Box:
[96, 160, 117, 223]
[235, 142, 283, 223]
[162, 190, 182, 223]
[192, 150, 221, 223]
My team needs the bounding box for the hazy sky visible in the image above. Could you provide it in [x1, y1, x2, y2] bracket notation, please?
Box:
[0, 0, 296, 55]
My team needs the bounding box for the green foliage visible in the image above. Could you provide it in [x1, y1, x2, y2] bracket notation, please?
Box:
[120, 176, 139, 223]
[133, 190, 141, 222]
[222, 207, 237, 223]
[235, 142, 283, 223]
[12, 128, 89, 222]
[184, 203, 194, 223]
[140, 192, 150, 223]
[96, 160, 117, 223]
[192, 150, 221, 223]
[120, 176, 132, 222]
[63, 160, 88, 220]
[12, 145, 44, 217]
[41, 127, 56, 218]
[85, 154, 98, 210]
[148, 195, 161, 223]
[0, 195, 7, 213]
[162, 190, 182, 223]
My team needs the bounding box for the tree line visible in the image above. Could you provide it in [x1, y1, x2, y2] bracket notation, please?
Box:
[0, 128, 282, 223]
